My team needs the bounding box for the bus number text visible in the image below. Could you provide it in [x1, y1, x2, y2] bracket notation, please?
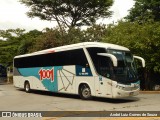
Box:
[39, 68, 54, 81]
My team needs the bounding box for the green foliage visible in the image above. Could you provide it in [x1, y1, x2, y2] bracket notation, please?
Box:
[83, 24, 107, 42]
[0, 29, 25, 66]
[0, 28, 25, 40]
[29, 27, 85, 51]
[18, 30, 42, 54]
[126, 0, 160, 23]
[20, 0, 113, 29]
[27, 24, 108, 52]
[29, 28, 64, 52]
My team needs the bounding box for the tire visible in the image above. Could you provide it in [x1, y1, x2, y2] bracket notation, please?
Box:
[79, 84, 92, 100]
[24, 82, 31, 93]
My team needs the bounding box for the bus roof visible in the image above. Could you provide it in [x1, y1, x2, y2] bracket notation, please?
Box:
[14, 42, 129, 59]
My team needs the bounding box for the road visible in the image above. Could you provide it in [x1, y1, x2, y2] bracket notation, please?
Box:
[0, 84, 160, 120]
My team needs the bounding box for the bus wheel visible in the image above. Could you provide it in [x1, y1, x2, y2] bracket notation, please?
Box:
[79, 84, 92, 100]
[24, 82, 31, 93]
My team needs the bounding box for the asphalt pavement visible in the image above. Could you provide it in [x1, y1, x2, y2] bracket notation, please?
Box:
[0, 82, 160, 120]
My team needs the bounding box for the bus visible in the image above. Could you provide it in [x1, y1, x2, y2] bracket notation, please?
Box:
[13, 42, 145, 99]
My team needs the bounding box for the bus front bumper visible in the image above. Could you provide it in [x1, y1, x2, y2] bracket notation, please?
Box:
[112, 87, 140, 98]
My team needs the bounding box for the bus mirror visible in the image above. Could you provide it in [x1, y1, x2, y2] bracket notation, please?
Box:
[133, 56, 145, 67]
[97, 53, 118, 67]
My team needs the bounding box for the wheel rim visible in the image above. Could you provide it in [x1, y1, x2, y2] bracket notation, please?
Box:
[82, 88, 91, 98]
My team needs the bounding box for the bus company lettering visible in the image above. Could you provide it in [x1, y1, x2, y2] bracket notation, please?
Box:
[39, 68, 54, 81]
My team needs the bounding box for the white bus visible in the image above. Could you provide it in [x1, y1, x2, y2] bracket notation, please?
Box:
[13, 42, 145, 99]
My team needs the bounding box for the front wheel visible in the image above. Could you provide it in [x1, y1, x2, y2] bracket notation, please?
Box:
[24, 82, 31, 93]
[79, 84, 92, 100]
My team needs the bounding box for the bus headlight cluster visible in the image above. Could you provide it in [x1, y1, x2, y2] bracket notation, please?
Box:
[116, 85, 125, 90]
[116, 84, 139, 91]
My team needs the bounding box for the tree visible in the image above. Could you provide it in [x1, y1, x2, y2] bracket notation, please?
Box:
[18, 30, 42, 54]
[103, 21, 160, 73]
[0, 29, 25, 66]
[126, 0, 160, 23]
[83, 24, 107, 42]
[0, 28, 25, 40]
[20, 0, 113, 30]
[29, 25, 109, 52]
[29, 28, 64, 52]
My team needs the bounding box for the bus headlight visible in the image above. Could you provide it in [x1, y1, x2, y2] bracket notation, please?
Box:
[116, 85, 125, 90]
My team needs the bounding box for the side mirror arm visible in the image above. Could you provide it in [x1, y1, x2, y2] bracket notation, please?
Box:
[97, 53, 118, 67]
[133, 56, 145, 67]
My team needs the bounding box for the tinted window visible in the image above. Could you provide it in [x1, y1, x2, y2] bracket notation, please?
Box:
[87, 47, 112, 78]
[97, 56, 112, 78]
[87, 47, 106, 70]
[14, 49, 88, 68]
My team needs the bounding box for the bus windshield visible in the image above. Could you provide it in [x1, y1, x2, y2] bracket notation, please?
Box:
[108, 49, 138, 84]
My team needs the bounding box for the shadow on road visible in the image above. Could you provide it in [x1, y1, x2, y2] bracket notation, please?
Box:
[18, 89, 140, 104]
[92, 97, 140, 104]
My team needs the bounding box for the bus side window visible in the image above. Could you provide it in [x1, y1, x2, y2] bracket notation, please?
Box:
[14, 48, 89, 68]
[87, 47, 112, 77]
[97, 56, 112, 78]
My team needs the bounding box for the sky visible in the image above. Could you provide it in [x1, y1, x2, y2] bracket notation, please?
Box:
[0, 0, 135, 31]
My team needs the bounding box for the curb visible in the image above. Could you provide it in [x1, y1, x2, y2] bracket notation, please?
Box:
[139, 91, 160, 94]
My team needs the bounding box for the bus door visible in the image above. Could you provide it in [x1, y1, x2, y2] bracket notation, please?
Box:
[95, 55, 113, 97]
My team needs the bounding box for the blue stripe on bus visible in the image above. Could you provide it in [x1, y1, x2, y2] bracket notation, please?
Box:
[17, 65, 92, 92]
[18, 66, 63, 92]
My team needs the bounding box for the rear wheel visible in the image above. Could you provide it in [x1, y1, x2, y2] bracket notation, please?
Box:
[79, 84, 92, 100]
[24, 82, 31, 93]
